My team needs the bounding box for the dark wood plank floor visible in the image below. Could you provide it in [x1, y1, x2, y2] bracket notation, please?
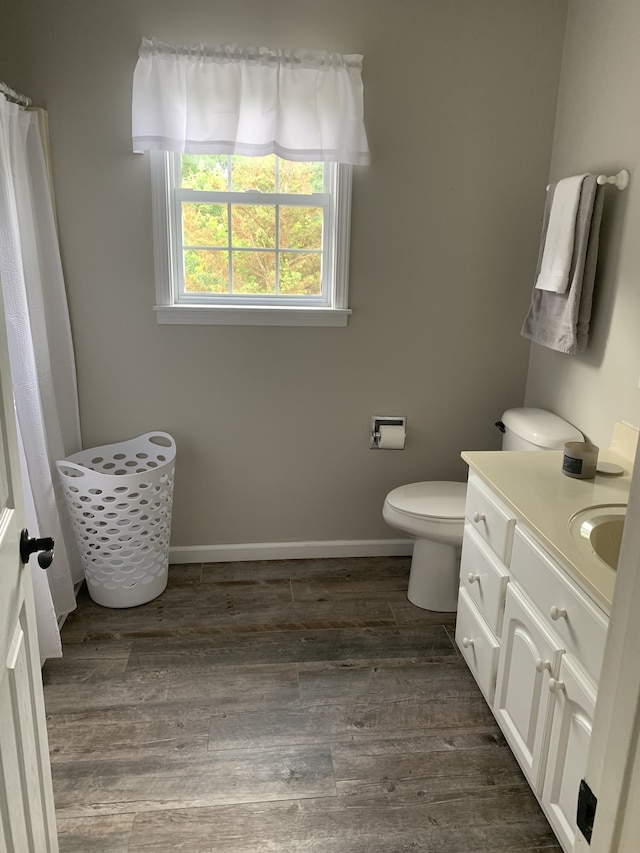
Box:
[43, 557, 562, 852]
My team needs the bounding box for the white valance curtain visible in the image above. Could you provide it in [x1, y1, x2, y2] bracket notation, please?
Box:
[132, 37, 370, 165]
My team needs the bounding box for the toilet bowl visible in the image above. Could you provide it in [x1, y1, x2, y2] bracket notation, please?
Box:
[383, 407, 584, 612]
[383, 481, 466, 611]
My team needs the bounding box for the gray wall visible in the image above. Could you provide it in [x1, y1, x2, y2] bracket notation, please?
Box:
[1, 0, 566, 549]
[525, 0, 640, 449]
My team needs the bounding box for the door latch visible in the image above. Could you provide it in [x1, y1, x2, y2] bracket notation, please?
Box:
[19, 529, 55, 569]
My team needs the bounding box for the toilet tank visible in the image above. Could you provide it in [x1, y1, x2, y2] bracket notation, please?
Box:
[498, 407, 583, 451]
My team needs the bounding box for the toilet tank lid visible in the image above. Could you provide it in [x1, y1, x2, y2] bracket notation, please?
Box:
[501, 407, 583, 449]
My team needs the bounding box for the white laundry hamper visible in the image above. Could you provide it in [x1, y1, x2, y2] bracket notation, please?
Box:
[56, 432, 176, 608]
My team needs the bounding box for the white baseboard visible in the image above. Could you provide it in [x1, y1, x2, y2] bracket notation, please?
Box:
[169, 539, 414, 564]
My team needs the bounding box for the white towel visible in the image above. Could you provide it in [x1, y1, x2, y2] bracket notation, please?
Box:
[521, 175, 603, 354]
[535, 174, 588, 293]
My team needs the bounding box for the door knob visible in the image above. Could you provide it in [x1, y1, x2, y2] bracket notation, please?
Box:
[19, 529, 54, 569]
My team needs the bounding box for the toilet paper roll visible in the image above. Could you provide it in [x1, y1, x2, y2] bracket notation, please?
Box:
[378, 424, 406, 449]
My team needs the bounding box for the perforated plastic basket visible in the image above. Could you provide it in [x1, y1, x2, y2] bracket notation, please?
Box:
[56, 432, 176, 608]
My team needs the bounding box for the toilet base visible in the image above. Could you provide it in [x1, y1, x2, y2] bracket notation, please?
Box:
[407, 537, 460, 611]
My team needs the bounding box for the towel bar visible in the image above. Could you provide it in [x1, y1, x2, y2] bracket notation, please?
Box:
[596, 169, 630, 190]
[546, 169, 630, 192]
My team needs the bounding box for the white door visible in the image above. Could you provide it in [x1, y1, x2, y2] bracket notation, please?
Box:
[0, 274, 58, 851]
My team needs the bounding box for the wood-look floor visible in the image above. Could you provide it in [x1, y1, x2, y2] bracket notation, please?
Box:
[43, 557, 562, 852]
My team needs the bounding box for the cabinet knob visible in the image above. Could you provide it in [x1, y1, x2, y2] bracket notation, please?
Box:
[548, 678, 565, 694]
[461, 636, 474, 649]
[467, 573, 481, 585]
[535, 658, 552, 674]
[550, 606, 568, 621]
[473, 512, 486, 524]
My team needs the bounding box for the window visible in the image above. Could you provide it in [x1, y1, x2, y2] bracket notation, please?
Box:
[150, 151, 353, 326]
[133, 37, 369, 325]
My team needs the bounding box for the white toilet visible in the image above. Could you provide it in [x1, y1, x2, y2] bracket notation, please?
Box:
[383, 408, 583, 612]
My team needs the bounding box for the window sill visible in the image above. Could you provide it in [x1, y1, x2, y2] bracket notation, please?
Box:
[154, 305, 351, 327]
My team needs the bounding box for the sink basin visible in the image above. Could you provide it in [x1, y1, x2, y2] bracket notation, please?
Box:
[569, 505, 627, 570]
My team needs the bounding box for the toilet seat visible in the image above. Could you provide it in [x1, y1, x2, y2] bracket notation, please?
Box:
[385, 481, 466, 521]
[382, 480, 466, 611]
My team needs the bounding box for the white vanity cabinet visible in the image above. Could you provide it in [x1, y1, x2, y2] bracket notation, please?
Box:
[456, 474, 609, 853]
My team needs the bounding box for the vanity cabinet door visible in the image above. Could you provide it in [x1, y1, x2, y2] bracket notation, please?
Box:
[494, 584, 564, 793]
[541, 655, 596, 853]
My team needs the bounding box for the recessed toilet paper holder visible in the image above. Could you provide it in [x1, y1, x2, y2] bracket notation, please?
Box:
[370, 416, 407, 449]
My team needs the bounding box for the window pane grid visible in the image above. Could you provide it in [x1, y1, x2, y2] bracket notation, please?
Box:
[182, 249, 323, 297]
[174, 153, 332, 304]
[181, 202, 324, 297]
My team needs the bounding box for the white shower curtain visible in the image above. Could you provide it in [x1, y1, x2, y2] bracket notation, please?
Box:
[0, 93, 83, 660]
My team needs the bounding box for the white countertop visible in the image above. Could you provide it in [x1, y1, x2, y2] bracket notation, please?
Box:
[461, 448, 632, 613]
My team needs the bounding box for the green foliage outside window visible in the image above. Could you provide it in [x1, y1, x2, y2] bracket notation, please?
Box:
[180, 155, 324, 296]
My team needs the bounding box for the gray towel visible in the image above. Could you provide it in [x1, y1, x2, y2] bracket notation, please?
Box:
[521, 174, 604, 354]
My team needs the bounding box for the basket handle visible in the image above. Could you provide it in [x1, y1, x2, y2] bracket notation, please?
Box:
[143, 432, 176, 453]
[55, 460, 88, 479]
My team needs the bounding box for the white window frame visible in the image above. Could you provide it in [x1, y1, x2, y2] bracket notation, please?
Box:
[149, 151, 353, 326]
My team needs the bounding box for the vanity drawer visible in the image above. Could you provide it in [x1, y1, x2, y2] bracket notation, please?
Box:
[460, 524, 510, 637]
[510, 526, 608, 685]
[465, 473, 516, 565]
[456, 588, 500, 704]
